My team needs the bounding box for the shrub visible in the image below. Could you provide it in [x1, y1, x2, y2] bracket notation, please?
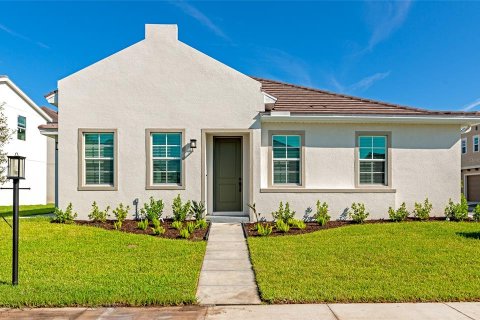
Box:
[112, 203, 130, 229]
[137, 219, 149, 230]
[179, 228, 190, 239]
[275, 219, 290, 233]
[152, 225, 166, 236]
[413, 198, 433, 220]
[196, 219, 208, 230]
[140, 197, 164, 221]
[474, 204, 480, 222]
[288, 218, 306, 230]
[445, 195, 469, 221]
[314, 201, 330, 226]
[113, 221, 122, 230]
[171, 220, 183, 230]
[190, 201, 206, 220]
[186, 221, 196, 234]
[272, 202, 295, 223]
[52, 203, 77, 224]
[248, 203, 262, 222]
[257, 223, 273, 236]
[88, 201, 110, 223]
[349, 203, 369, 224]
[152, 218, 161, 229]
[172, 194, 191, 222]
[388, 202, 410, 222]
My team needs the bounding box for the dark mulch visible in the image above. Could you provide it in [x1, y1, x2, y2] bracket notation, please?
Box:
[245, 216, 461, 237]
[74, 219, 209, 241]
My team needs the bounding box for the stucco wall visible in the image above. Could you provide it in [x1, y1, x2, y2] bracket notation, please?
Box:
[461, 124, 480, 169]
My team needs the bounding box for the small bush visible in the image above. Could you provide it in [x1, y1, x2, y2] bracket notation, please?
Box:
[349, 203, 369, 224]
[196, 219, 208, 230]
[152, 218, 161, 229]
[88, 201, 110, 223]
[172, 220, 183, 230]
[474, 204, 480, 222]
[186, 221, 196, 234]
[272, 202, 295, 223]
[257, 223, 273, 236]
[172, 194, 191, 222]
[152, 225, 166, 235]
[52, 203, 77, 224]
[190, 201, 206, 220]
[140, 197, 164, 221]
[275, 219, 290, 233]
[388, 202, 410, 222]
[137, 219, 149, 230]
[179, 228, 190, 239]
[445, 195, 469, 221]
[113, 203, 130, 229]
[288, 218, 306, 230]
[113, 221, 122, 230]
[314, 201, 330, 226]
[413, 198, 432, 220]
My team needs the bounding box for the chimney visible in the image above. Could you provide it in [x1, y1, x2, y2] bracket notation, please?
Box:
[145, 24, 178, 42]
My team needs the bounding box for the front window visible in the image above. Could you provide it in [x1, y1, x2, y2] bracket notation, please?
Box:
[473, 136, 478, 152]
[151, 132, 182, 185]
[462, 138, 467, 154]
[272, 135, 301, 184]
[84, 133, 114, 185]
[358, 135, 387, 185]
[17, 116, 26, 141]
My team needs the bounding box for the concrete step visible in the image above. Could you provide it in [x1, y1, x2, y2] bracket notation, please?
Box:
[206, 215, 250, 223]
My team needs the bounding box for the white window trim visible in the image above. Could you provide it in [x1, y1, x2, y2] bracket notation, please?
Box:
[358, 136, 387, 186]
[473, 135, 479, 153]
[83, 133, 115, 187]
[151, 132, 182, 186]
[272, 134, 302, 186]
[17, 115, 26, 141]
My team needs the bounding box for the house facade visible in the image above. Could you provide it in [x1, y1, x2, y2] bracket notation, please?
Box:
[45, 25, 480, 221]
[461, 125, 480, 202]
[0, 76, 54, 205]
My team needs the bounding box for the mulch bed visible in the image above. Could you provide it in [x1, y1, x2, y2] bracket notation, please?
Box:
[245, 216, 462, 237]
[74, 219, 210, 241]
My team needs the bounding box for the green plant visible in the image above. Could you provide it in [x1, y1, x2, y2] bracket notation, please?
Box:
[179, 228, 190, 239]
[388, 202, 410, 222]
[474, 204, 480, 222]
[314, 201, 330, 226]
[257, 223, 273, 236]
[113, 221, 122, 230]
[172, 220, 183, 230]
[186, 221, 196, 234]
[140, 197, 164, 221]
[172, 194, 191, 222]
[88, 201, 110, 223]
[52, 203, 77, 224]
[413, 198, 433, 220]
[275, 219, 290, 233]
[152, 225, 166, 236]
[272, 202, 295, 223]
[248, 203, 262, 222]
[112, 203, 130, 229]
[444, 195, 469, 221]
[288, 218, 306, 230]
[190, 201, 206, 220]
[349, 202, 369, 224]
[195, 219, 208, 230]
[137, 219, 149, 230]
[152, 218, 161, 229]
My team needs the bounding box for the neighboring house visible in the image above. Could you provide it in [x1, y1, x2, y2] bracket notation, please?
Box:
[0, 76, 54, 205]
[461, 125, 480, 202]
[42, 24, 480, 221]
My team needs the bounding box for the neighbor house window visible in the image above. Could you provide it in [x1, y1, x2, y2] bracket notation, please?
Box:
[272, 135, 301, 184]
[358, 135, 387, 185]
[473, 136, 479, 152]
[462, 138, 467, 154]
[84, 132, 114, 186]
[17, 116, 26, 141]
[151, 132, 182, 185]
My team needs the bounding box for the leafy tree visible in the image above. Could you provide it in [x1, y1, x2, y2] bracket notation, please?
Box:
[0, 103, 13, 184]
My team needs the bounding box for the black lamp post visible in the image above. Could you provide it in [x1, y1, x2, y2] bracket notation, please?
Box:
[7, 153, 25, 286]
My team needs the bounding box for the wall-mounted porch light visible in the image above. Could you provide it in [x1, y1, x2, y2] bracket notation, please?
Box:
[190, 139, 197, 149]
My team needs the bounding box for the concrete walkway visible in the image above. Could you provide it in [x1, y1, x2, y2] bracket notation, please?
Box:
[196, 223, 261, 305]
[2, 303, 480, 319]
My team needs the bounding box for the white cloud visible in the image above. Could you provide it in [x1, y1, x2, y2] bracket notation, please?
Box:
[0, 23, 49, 49]
[260, 48, 313, 87]
[462, 98, 480, 111]
[349, 71, 391, 92]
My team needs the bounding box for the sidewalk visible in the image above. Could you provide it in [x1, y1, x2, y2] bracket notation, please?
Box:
[1, 303, 479, 320]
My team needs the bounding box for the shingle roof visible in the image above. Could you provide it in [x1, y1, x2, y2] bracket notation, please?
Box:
[254, 77, 480, 116]
[39, 106, 58, 130]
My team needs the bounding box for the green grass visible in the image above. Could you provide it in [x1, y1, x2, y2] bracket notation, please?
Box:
[0, 203, 55, 217]
[248, 222, 480, 303]
[0, 218, 206, 307]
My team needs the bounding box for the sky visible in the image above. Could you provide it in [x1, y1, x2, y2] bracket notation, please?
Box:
[0, 1, 480, 111]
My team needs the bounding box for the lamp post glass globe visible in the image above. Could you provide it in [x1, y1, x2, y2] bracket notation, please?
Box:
[7, 154, 25, 180]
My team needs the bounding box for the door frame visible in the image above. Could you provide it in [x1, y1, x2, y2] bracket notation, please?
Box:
[464, 172, 480, 202]
[201, 129, 253, 217]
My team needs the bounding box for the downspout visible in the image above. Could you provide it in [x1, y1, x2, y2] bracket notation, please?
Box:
[55, 137, 58, 208]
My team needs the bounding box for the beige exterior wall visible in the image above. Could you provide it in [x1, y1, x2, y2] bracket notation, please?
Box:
[46, 138, 56, 203]
[461, 124, 480, 169]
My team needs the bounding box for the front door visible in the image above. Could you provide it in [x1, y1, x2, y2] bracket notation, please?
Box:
[213, 137, 242, 212]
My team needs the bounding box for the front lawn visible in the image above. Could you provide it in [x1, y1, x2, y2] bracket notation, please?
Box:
[0, 218, 206, 307]
[0, 203, 55, 217]
[248, 222, 480, 303]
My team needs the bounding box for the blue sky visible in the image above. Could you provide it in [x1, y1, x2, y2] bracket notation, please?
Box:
[1, 1, 480, 111]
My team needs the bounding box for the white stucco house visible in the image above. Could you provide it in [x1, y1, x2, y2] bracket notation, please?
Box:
[0, 76, 56, 205]
[43, 24, 480, 221]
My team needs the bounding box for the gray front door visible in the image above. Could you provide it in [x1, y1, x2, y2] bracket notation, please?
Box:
[213, 137, 242, 212]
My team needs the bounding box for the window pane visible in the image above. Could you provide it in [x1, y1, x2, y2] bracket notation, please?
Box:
[166, 133, 181, 145]
[153, 159, 167, 171]
[273, 160, 287, 172]
[85, 144, 98, 158]
[360, 173, 371, 184]
[287, 160, 300, 171]
[167, 160, 181, 172]
[152, 146, 166, 157]
[153, 171, 167, 184]
[85, 160, 100, 184]
[273, 148, 286, 159]
[85, 134, 98, 146]
[152, 133, 166, 146]
[359, 148, 372, 160]
[100, 170, 114, 185]
[287, 148, 300, 159]
[372, 148, 386, 159]
[287, 172, 300, 184]
[373, 173, 385, 184]
[359, 161, 372, 172]
[273, 172, 287, 184]
[372, 162, 385, 172]
[17, 116, 26, 127]
[273, 135, 287, 148]
[100, 145, 113, 158]
[17, 128, 26, 141]
[100, 133, 114, 146]
[372, 136, 386, 148]
[286, 135, 300, 148]
[359, 136, 372, 148]
[167, 172, 181, 184]
[167, 146, 181, 158]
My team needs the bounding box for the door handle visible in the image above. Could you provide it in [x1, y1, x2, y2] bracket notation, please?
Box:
[239, 177, 242, 193]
